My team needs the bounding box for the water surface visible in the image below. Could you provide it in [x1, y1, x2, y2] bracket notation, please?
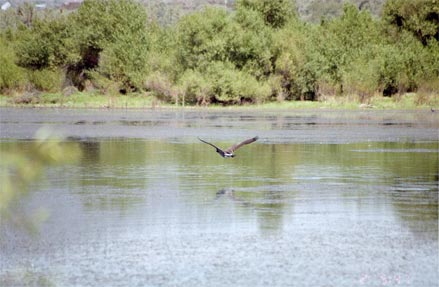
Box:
[0, 108, 438, 286]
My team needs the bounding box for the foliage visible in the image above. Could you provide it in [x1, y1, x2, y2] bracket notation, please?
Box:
[73, 0, 148, 53]
[176, 6, 272, 103]
[383, 0, 439, 45]
[204, 61, 270, 105]
[230, 6, 273, 77]
[176, 7, 232, 70]
[27, 68, 65, 92]
[177, 62, 270, 105]
[271, 21, 318, 100]
[144, 71, 177, 102]
[72, 0, 150, 91]
[0, 0, 438, 106]
[236, 0, 297, 28]
[178, 69, 211, 105]
[0, 128, 80, 234]
[146, 23, 180, 79]
[15, 15, 78, 70]
[313, 4, 382, 93]
[0, 39, 27, 92]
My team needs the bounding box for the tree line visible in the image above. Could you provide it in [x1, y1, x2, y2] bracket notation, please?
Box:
[0, 0, 438, 105]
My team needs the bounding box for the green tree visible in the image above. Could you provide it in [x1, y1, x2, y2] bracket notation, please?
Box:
[381, 0, 439, 95]
[313, 4, 381, 94]
[271, 21, 318, 100]
[236, 0, 297, 28]
[383, 0, 439, 46]
[147, 22, 179, 79]
[230, 7, 273, 78]
[16, 15, 78, 70]
[72, 0, 150, 91]
[176, 7, 232, 71]
[0, 38, 26, 92]
[176, 7, 272, 104]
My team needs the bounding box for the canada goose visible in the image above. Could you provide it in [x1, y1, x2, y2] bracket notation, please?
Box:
[198, 136, 259, 158]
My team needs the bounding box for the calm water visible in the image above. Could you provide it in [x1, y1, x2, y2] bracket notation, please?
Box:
[0, 108, 438, 286]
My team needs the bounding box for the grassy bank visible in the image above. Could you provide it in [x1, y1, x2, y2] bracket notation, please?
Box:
[1, 92, 437, 110]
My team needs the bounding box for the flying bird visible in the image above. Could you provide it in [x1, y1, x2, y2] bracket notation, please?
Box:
[198, 136, 259, 158]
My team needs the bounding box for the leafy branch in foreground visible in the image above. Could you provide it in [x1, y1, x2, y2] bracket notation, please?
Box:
[0, 128, 81, 235]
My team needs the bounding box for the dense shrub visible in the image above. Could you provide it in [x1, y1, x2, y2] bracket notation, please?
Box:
[27, 68, 64, 92]
[229, 7, 273, 78]
[176, 8, 232, 71]
[144, 72, 177, 102]
[272, 21, 318, 100]
[178, 69, 211, 105]
[383, 0, 439, 46]
[16, 16, 78, 70]
[204, 61, 270, 105]
[311, 4, 382, 94]
[236, 0, 297, 28]
[0, 40, 26, 92]
[73, 0, 150, 91]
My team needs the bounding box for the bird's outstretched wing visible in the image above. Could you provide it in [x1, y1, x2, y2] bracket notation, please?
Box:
[225, 136, 258, 153]
[198, 137, 224, 153]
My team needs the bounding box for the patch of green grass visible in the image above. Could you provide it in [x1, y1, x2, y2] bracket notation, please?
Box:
[369, 93, 437, 110]
[0, 95, 9, 106]
[1, 92, 436, 110]
[0, 92, 166, 109]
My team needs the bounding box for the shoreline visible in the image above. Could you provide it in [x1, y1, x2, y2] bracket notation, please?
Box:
[0, 92, 437, 111]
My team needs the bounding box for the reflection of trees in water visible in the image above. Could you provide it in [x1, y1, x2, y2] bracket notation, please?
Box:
[194, 141, 299, 234]
[75, 140, 149, 213]
[215, 187, 291, 234]
[389, 177, 438, 239]
[79, 141, 101, 164]
[255, 191, 286, 234]
[173, 137, 282, 233]
[72, 139, 437, 236]
[298, 141, 438, 238]
[209, 141, 439, 236]
[370, 146, 437, 238]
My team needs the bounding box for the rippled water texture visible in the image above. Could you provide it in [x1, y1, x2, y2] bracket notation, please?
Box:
[0, 108, 438, 286]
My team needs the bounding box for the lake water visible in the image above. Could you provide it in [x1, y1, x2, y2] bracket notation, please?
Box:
[0, 108, 438, 286]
